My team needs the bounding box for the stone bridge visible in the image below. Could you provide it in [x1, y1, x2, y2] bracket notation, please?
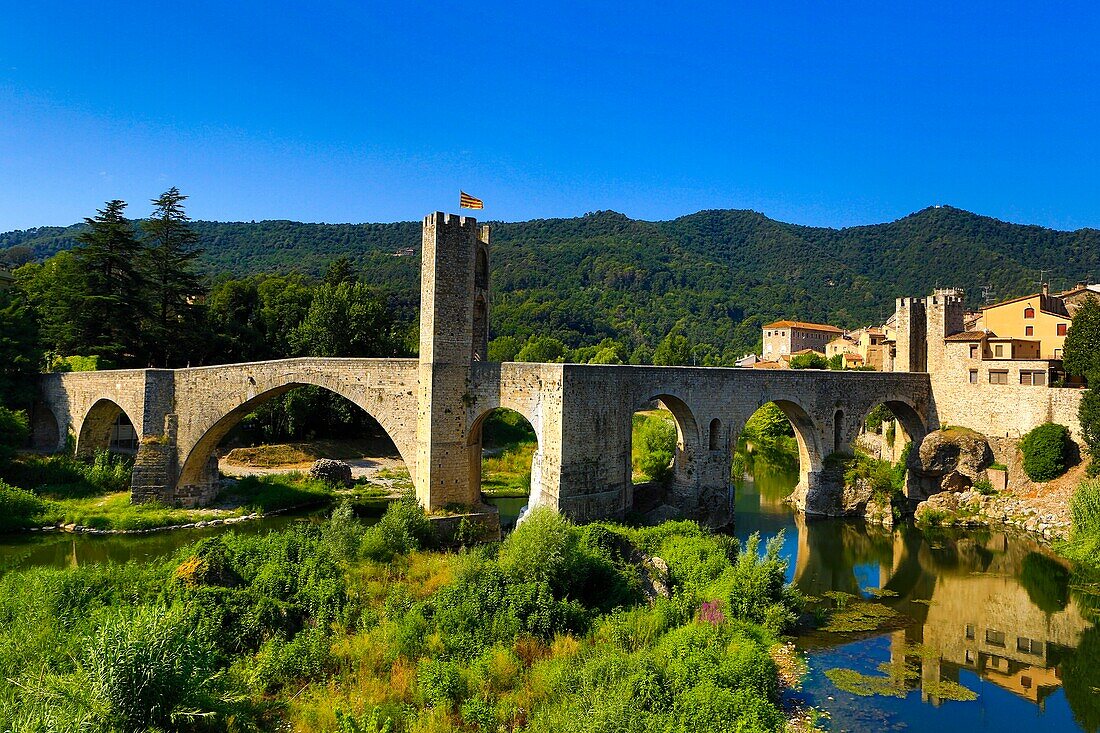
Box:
[34, 212, 934, 525]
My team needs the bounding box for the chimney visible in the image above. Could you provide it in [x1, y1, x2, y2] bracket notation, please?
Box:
[1042, 281, 1049, 296]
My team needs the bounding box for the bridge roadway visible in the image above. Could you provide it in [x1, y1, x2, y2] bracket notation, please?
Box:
[35, 357, 933, 525]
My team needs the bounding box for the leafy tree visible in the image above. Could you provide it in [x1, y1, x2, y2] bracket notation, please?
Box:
[1064, 295, 1100, 383]
[325, 256, 357, 286]
[1080, 390, 1100, 477]
[488, 336, 523, 362]
[789, 353, 827, 369]
[70, 200, 147, 366]
[292, 281, 403, 358]
[827, 353, 845, 370]
[744, 403, 794, 442]
[140, 188, 205, 366]
[0, 406, 29, 465]
[637, 416, 677, 481]
[0, 288, 41, 406]
[653, 333, 692, 366]
[516, 336, 568, 363]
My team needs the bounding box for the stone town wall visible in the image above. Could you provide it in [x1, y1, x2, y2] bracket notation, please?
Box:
[929, 373, 1084, 440]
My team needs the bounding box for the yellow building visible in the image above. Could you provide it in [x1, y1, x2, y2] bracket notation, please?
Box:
[979, 285, 1071, 360]
[825, 327, 886, 370]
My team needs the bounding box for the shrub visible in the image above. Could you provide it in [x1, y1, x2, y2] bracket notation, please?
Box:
[417, 658, 467, 708]
[1067, 479, 1100, 563]
[0, 479, 51, 532]
[725, 532, 801, 633]
[1019, 422, 1071, 482]
[360, 495, 432, 562]
[83, 605, 236, 731]
[0, 406, 29, 465]
[973, 476, 995, 495]
[635, 416, 677, 482]
[789, 353, 827, 369]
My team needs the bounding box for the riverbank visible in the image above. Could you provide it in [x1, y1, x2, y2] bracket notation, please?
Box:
[0, 504, 804, 732]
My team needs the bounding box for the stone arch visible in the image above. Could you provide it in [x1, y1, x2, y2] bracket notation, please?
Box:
[849, 395, 928, 456]
[77, 398, 139, 455]
[467, 406, 544, 511]
[739, 396, 826, 512]
[177, 381, 415, 500]
[30, 402, 61, 452]
[628, 392, 701, 491]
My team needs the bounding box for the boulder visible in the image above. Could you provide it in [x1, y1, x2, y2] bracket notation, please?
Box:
[913, 428, 994, 495]
[308, 458, 353, 488]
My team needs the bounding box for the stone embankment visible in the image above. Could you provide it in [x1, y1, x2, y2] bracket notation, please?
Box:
[915, 488, 1071, 541]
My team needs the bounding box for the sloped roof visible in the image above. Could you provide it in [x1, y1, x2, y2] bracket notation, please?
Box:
[763, 320, 843, 333]
[944, 330, 992, 342]
[980, 292, 1070, 318]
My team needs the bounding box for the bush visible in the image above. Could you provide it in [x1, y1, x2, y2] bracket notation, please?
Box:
[0, 479, 51, 532]
[0, 406, 29, 465]
[1067, 479, 1100, 563]
[789, 353, 827, 369]
[360, 495, 432, 562]
[83, 605, 235, 731]
[635, 416, 677, 482]
[725, 532, 801, 633]
[1019, 422, 1071, 482]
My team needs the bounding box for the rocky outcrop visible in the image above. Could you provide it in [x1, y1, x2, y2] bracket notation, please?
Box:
[308, 458, 353, 488]
[912, 428, 994, 496]
[914, 489, 1071, 542]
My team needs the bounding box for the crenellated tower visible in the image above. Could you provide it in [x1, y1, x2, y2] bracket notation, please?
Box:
[415, 212, 491, 509]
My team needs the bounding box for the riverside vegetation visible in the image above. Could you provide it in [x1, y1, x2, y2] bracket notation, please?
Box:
[0, 500, 803, 733]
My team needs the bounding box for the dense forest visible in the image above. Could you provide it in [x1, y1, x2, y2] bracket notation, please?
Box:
[3, 205, 1099, 366]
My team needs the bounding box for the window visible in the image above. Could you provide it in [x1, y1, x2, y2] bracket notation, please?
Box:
[965, 650, 976, 665]
[969, 369, 978, 384]
[965, 624, 975, 640]
[994, 344, 1004, 357]
[1021, 371, 1046, 386]
[1021, 676, 1033, 690]
[1017, 637, 1043, 655]
[1025, 325, 1034, 336]
[970, 344, 979, 358]
[1055, 348, 1063, 359]
[1024, 307, 1035, 319]
[986, 629, 1006, 647]
[1058, 323, 1068, 336]
[989, 371, 1009, 385]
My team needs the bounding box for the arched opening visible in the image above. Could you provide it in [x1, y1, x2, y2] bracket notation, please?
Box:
[475, 246, 489, 290]
[853, 399, 927, 498]
[178, 384, 411, 509]
[628, 394, 702, 520]
[467, 407, 539, 529]
[472, 296, 488, 362]
[709, 418, 722, 452]
[733, 402, 803, 516]
[78, 399, 139, 456]
[29, 402, 60, 452]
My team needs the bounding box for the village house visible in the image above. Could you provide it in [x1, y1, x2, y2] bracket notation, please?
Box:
[761, 320, 842, 360]
[976, 284, 1072, 360]
[825, 327, 887, 370]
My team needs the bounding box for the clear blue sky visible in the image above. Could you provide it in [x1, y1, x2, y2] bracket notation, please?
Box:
[1, 1, 1098, 231]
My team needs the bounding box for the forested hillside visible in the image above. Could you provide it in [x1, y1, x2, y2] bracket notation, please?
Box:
[3, 206, 1098, 360]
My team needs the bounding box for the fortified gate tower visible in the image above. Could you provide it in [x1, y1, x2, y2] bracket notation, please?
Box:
[414, 212, 491, 510]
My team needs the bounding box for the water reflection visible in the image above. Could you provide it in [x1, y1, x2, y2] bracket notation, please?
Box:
[735, 447, 1100, 733]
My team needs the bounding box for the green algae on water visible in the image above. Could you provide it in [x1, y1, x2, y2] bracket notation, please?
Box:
[821, 600, 900, 633]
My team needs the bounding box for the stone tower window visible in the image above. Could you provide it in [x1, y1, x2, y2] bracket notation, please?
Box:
[475, 247, 489, 290]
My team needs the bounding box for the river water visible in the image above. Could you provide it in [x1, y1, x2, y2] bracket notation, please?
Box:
[1, 475, 1096, 732]
[737, 449, 1099, 733]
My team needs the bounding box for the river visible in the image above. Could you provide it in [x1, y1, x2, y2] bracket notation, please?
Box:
[737, 447, 1099, 733]
[1, 469, 1096, 732]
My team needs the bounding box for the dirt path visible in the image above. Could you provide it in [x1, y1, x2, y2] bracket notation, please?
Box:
[220, 455, 406, 482]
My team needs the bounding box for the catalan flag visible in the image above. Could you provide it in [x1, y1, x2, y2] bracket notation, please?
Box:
[459, 191, 484, 209]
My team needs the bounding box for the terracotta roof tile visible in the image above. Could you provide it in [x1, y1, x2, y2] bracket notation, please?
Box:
[762, 320, 843, 332]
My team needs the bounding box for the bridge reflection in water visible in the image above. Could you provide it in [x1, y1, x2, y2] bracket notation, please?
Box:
[735, 455, 1100, 733]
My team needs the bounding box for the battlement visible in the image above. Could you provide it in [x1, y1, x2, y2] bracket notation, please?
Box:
[425, 211, 480, 229]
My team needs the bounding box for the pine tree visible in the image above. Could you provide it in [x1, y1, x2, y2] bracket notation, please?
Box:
[140, 188, 205, 366]
[72, 200, 146, 366]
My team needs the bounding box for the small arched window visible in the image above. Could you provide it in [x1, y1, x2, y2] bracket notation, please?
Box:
[475, 247, 489, 290]
[1024, 307, 1035, 319]
[709, 418, 722, 451]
